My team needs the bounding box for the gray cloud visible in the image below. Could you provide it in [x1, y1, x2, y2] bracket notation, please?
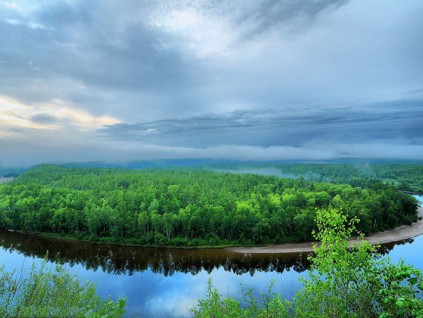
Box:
[1, 0, 421, 121]
[101, 99, 423, 147]
[2, 136, 422, 167]
[0, 0, 422, 165]
[31, 113, 59, 124]
[0, 1, 203, 119]
[229, 0, 350, 39]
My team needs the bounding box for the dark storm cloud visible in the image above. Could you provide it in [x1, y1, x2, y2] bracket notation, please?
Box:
[101, 99, 423, 147]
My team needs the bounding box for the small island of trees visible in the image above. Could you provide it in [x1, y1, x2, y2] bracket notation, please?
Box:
[0, 164, 418, 247]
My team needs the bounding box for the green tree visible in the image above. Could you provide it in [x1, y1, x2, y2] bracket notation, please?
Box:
[294, 208, 423, 318]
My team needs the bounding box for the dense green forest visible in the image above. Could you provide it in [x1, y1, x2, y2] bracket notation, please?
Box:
[214, 162, 423, 193]
[0, 164, 418, 247]
[2, 160, 423, 192]
[61, 160, 423, 193]
[283, 163, 423, 193]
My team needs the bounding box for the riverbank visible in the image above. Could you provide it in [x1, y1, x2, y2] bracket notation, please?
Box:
[5, 207, 422, 253]
[226, 207, 423, 254]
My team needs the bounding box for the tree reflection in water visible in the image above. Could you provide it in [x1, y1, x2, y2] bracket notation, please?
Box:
[0, 229, 313, 276]
[0, 229, 405, 277]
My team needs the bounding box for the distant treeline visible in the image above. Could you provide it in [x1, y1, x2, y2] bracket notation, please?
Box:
[0, 165, 418, 247]
[2, 160, 423, 192]
[215, 163, 423, 193]
[0, 167, 27, 178]
[61, 160, 423, 193]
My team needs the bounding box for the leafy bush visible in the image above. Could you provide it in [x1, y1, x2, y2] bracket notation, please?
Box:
[0, 260, 126, 318]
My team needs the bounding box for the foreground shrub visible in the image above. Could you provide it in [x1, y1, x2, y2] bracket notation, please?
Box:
[191, 279, 292, 318]
[0, 261, 126, 318]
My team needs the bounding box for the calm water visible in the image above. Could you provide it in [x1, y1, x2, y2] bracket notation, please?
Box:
[0, 195, 422, 317]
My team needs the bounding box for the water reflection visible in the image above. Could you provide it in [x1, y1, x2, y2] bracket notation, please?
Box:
[0, 229, 312, 276]
[2, 194, 420, 279]
[0, 229, 419, 318]
[377, 238, 414, 254]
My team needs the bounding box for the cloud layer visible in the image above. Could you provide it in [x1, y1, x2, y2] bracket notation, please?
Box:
[101, 100, 423, 147]
[0, 0, 422, 165]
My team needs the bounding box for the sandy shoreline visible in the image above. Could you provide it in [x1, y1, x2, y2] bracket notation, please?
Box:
[226, 207, 423, 254]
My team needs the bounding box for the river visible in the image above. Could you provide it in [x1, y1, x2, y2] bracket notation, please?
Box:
[0, 195, 422, 317]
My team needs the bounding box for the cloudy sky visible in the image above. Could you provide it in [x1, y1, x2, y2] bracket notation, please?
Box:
[0, 0, 422, 166]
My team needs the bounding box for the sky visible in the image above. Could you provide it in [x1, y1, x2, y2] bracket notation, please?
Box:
[0, 0, 422, 166]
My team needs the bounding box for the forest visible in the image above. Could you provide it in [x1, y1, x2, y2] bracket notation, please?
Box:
[2, 160, 423, 192]
[0, 164, 418, 247]
[214, 161, 423, 193]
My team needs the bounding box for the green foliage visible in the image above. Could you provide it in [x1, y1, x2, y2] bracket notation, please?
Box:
[288, 162, 423, 193]
[193, 208, 423, 317]
[0, 164, 418, 247]
[216, 162, 423, 192]
[294, 208, 423, 317]
[191, 278, 292, 318]
[0, 260, 126, 317]
[376, 261, 423, 318]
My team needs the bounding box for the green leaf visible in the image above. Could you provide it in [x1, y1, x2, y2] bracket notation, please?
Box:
[396, 300, 404, 308]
